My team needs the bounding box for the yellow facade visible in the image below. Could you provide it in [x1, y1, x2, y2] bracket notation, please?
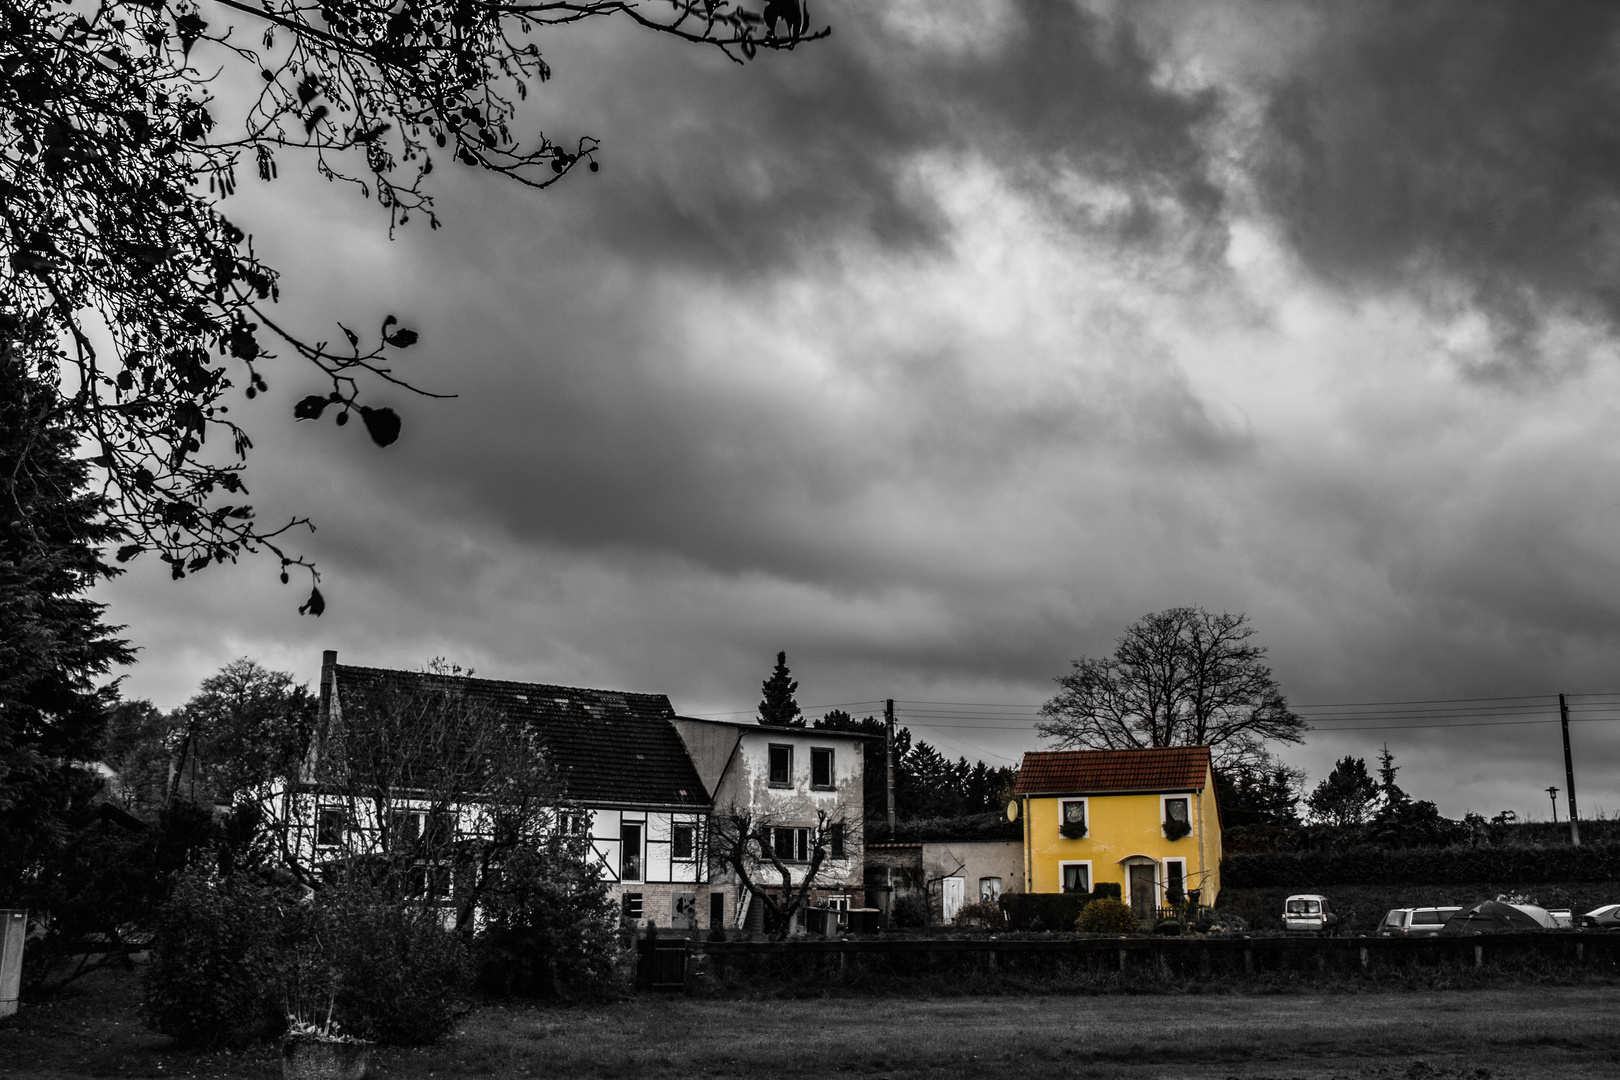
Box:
[1021, 767, 1221, 911]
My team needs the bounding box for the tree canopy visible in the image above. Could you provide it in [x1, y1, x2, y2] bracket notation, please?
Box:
[1036, 607, 1306, 771]
[1, 0, 821, 610]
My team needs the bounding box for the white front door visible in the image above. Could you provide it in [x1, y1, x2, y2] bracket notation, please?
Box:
[943, 876, 966, 924]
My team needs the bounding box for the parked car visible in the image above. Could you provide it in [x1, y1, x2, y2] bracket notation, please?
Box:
[1548, 908, 1573, 929]
[1283, 894, 1340, 935]
[1377, 906, 1461, 937]
[1576, 903, 1620, 930]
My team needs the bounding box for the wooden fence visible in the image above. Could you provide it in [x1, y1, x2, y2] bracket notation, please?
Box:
[639, 931, 1620, 993]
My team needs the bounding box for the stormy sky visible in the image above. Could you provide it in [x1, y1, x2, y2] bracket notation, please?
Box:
[99, 0, 1620, 821]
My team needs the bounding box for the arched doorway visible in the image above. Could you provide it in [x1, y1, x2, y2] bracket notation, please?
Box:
[1117, 855, 1158, 922]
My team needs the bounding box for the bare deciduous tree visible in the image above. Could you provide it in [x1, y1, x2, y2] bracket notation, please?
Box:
[1037, 607, 1305, 771]
[708, 802, 852, 939]
[303, 662, 564, 931]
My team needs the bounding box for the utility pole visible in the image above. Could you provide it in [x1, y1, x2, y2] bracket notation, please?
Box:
[1559, 693, 1581, 846]
[1546, 785, 1559, 824]
[885, 698, 896, 841]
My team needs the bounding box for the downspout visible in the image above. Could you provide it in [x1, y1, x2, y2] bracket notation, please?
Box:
[1023, 795, 1031, 894]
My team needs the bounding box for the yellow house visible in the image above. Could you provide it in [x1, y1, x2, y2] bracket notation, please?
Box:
[1014, 746, 1221, 919]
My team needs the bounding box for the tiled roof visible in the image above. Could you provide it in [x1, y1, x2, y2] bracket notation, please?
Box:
[331, 665, 709, 809]
[1014, 746, 1210, 795]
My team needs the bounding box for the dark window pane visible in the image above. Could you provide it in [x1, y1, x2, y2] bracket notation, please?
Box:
[316, 808, 345, 847]
[1166, 861, 1184, 887]
[1062, 864, 1089, 893]
[621, 824, 642, 881]
[795, 828, 808, 862]
[1166, 798, 1189, 823]
[811, 748, 833, 788]
[623, 893, 643, 920]
[769, 745, 792, 785]
[672, 823, 694, 861]
[830, 823, 845, 859]
[773, 827, 795, 861]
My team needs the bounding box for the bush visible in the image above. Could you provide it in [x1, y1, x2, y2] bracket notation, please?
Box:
[891, 891, 931, 928]
[473, 835, 623, 1000]
[1222, 842, 1620, 888]
[952, 900, 1005, 928]
[306, 886, 471, 1045]
[146, 867, 288, 1047]
[1075, 897, 1138, 934]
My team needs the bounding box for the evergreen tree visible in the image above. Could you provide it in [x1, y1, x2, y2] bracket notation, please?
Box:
[1305, 756, 1380, 827]
[0, 346, 135, 905]
[757, 652, 803, 727]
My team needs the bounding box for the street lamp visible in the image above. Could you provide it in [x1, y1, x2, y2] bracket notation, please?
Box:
[1546, 785, 1560, 824]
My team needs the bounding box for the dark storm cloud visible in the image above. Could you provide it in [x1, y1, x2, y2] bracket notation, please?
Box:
[1246, 1, 1620, 372]
[532, 0, 1224, 274]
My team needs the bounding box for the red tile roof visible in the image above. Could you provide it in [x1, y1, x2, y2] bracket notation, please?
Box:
[1014, 746, 1210, 795]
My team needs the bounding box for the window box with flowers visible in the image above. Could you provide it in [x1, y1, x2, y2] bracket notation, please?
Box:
[1162, 796, 1191, 840]
[1059, 799, 1087, 840]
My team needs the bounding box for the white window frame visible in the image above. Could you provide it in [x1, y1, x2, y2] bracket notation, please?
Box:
[1058, 859, 1092, 894]
[1160, 793, 1192, 837]
[1161, 856, 1188, 901]
[1058, 797, 1089, 838]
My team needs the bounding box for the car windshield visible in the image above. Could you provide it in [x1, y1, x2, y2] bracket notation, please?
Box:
[1286, 899, 1321, 914]
[1381, 910, 1405, 926]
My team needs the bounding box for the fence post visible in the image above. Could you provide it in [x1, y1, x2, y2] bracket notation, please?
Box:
[1118, 947, 1127, 972]
[1576, 942, 1584, 965]
[1243, 938, 1253, 975]
[1359, 946, 1369, 972]
[1474, 945, 1483, 969]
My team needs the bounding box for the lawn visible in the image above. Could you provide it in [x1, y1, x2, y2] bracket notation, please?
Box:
[2, 961, 1617, 1079]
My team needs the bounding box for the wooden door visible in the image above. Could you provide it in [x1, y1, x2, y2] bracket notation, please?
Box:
[1130, 864, 1156, 921]
[942, 877, 965, 924]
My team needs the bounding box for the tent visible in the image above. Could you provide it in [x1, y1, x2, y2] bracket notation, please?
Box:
[1440, 900, 1557, 934]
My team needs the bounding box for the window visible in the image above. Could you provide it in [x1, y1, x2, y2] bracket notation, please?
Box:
[829, 822, 845, 860]
[1060, 861, 1090, 894]
[772, 826, 809, 862]
[425, 809, 454, 848]
[621, 823, 643, 882]
[1060, 799, 1087, 838]
[768, 744, 793, 786]
[811, 747, 834, 789]
[709, 892, 725, 928]
[980, 876, 1003, 902]
[623, 892, 643, 920]
[316, 807, 346, 848]
[827, 895, 851, 912]
[1164, 858, 1186, 902]
[672, 823, 695, 861]
[388, 810, 421, 852]
[408, 863, 451, 900]
[1286, 898, 1321, 914]
[1162, 795, 1190, 837]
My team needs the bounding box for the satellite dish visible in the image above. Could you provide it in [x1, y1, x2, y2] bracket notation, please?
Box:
[1006, 799, 1019, 822]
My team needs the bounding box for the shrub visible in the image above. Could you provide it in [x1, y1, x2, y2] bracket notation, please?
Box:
[1076, 897, 1138, 934]
[307, 886, 471, 1045]
[473, 835, 624, 1000]
[891, 891, 931, 928]
[952, 900, 1005, 928]
[1222, 842, 1620, 888]
[146, 867, 287, 1047]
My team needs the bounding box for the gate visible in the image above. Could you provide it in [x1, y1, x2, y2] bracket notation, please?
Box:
[637, 937, 689, 991]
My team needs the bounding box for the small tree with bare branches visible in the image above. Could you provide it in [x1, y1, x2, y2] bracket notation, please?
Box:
[708, 802, 853, 940]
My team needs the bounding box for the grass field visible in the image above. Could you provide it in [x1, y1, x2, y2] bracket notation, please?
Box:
[2, 962, 1617, 1079]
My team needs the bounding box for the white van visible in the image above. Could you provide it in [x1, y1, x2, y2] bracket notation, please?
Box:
[1282, 894, 1339, 935]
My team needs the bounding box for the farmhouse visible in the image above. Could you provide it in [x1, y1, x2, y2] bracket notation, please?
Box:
[1014, 746, 1221, 919]
[284, 652, 866, 933]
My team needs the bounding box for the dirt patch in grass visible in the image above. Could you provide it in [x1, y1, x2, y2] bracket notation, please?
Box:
[3, 961, 1617, 1079]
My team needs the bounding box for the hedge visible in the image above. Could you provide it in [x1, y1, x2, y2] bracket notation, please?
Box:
[999, 884, 1122, 930]
[1222, 842, 1620, 888]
